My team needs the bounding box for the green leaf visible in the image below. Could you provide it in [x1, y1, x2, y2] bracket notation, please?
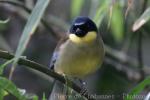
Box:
[125, 76, 150, 100]
[71, 0, 85, 19]
[0, 89, 8, 100]
[10, 0, 50, 78]
[32, 95, 39, 100]
[24, 93, 38, 100]
[14, 0, 50, 61]
[0, 18, 9, 31]
[0, 59, 14, 75]
[0, 77, 27, 100]
[0, 18, 9, 24]
[42, 93, 46, 100]
[110, 3, 124, 42]
[93, 1, 109, 27]
[132, 7, 150, 31]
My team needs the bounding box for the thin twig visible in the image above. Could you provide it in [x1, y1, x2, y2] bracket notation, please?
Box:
[0, 0, 59, 38]
[0, 50, 94, 100]
[137, 31, 144, 81]
[105, 45, 150, 76]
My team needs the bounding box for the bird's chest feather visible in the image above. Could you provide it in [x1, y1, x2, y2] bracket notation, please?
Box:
[55, 40, 101, 77]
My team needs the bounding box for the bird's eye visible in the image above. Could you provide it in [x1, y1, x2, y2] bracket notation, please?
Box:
[80, 24, 88, 32]
[70, 25, 76, 33]
[70, 24, 88, 37]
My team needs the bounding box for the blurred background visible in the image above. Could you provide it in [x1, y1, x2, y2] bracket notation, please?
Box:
[0, 0, 150, 100]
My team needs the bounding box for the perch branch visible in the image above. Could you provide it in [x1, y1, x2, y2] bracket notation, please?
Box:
[0, 50, 95, 100]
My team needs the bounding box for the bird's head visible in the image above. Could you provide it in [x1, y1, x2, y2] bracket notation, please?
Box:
[69, 16, 98, 44]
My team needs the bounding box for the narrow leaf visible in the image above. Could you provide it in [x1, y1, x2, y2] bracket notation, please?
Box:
[14, 0, 50, 60]
[10, 0, 50, 79]
[93, 1, 110, 27]
[125, 0, 133, 18]
[42, 93, 46, 100]
[0, 77, 27, 100]
[33, 95, 38, 100]
[133, 7, 150, 31]
[24, 93, 38, 100]
[0, 89, 8, 100]
[0, 18, 9, 31]
[125, 76, 150, 100]
[107, 0, 115, 29]
[0, 59, 14, 75]
[110, 3, 124, 42]
[0, 18, 9, 24]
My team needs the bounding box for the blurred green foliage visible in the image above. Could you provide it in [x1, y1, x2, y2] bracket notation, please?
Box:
[93, 0, 109, 27]
[0, 18, 9, 31]
[125, 76, 150, 100]
[110, 2, 124, 42]
[0, 0, 150, 100]
[133, 7, 150, 31]
[71, 0, 85, 19]
[0, 77, 27, 100]
[0, 59, 14, 75]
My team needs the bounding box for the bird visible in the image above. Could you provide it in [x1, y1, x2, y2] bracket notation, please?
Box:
[49, 16, 105, 100]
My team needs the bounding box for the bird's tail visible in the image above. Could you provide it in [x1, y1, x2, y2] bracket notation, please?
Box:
[49, 79, 83, 100]
[49, 80, 67, 100]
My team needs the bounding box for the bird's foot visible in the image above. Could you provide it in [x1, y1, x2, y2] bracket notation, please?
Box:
[79, 79, 88, 95]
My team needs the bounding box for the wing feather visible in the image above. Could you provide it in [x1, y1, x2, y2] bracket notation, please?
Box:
[49, 34, 69, 70]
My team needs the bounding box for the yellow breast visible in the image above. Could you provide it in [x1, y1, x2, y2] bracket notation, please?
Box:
[69, 31, 97, 44]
